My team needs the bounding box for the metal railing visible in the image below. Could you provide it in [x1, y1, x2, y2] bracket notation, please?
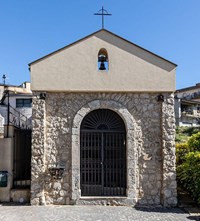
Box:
[182, 109, 194, 115]
[8, 104, 31, 130]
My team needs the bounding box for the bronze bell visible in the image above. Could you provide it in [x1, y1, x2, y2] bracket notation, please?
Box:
[99, 61, 106, 70]
[98, 55, 106, 70]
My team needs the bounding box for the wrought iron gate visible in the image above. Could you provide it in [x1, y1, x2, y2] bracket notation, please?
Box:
[80, 109, 126, 196]
[13, 129, 31, 188]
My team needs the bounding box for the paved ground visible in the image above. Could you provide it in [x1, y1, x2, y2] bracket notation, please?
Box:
[0, 205, 200, 221]
[1, 189, 200, 221]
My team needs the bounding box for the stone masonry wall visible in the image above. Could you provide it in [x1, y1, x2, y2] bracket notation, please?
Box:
[31, 92, 177, 206]
[161, 94, 177, 206]
[31, 94, 46, 205]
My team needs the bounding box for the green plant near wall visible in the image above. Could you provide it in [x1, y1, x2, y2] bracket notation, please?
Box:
[176, 143, 190, 165]
[175, 127, 200, 143]
[188, 132, 200, 152]
[177, 151, 200, 204]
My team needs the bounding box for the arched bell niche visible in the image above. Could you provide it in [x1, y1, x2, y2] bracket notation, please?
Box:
[98, 48, 109, 71]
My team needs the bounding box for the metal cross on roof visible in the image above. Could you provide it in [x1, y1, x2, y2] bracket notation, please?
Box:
[94, 6, 112, 29]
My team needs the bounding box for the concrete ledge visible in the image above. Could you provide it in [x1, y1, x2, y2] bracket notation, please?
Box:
[11, 189, 30, 203]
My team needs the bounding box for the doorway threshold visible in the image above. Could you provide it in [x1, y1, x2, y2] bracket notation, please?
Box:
[80, 196, 127, 199]
[78, 196, 133, 206]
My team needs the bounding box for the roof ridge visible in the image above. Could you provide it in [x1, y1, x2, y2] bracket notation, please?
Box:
[29, 29, 177, 68]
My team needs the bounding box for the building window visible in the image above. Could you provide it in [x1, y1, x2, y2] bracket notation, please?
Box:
[98, 48, 109, 71]
[16, 99, 32, 108]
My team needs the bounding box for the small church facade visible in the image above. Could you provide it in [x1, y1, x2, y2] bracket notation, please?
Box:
[29, 29, 177, 206]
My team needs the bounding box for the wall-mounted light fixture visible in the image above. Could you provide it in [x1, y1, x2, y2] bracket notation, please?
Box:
[157, 94, 164, 102]
[48, 164, 65, 179]
[39, 92, 46, 100]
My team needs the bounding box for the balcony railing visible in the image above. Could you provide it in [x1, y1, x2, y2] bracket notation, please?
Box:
[181, 109, 200, 118]
[8, 105, 31, 130]
[182, 110, 194, 115]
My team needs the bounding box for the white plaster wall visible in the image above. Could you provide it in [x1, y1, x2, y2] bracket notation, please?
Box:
[174, 98, 181, 126]
[0, 114, 4, 136]
[0, 86, 4, 100]
[30, 30, 176, 92]
[0, 106, 7, 124]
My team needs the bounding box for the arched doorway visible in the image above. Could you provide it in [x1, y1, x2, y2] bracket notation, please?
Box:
[80, 109, 126, 196]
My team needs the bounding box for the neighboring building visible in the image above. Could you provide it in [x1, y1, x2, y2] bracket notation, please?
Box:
[0, 82, 32, 131]
[30, 29, 177, 207]
[175, 83, 200, 127]
[0, 82, 32, 203]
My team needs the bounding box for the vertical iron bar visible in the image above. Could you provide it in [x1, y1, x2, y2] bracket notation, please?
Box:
[114, 133, 116, 196]
[110, 133, 112, 196]
[94, 132, 96, 194]
[98, 133, 99, 195]
[119, 134, 122, 195]
[91, 132, 93, 194]
[108, 133, 110, 196]
[81, 132, 83, 195]
[112, 133, 115, 196]
[82, 132, 84, 195]
[115, 133, 117, 196]
[88, 132, 90, 195]
[19, 112, 21, 128]
[97, 133, 99, 195]
[85, 132, 87, 195]
[115, 133, 116, 196]
[101, 132, 104, 195]
[120, 133, 122, 195]
[118, 134, 120, 196]
[107, 133, 109, 195]
[110, 133, 111, 196]
[105, 133, 107, 195]
[98, 132, 101, 195]
[116, 133, 118, 195]
[87, 132, 89, 195]
[104, 133, 106, 195]
[80, 132, 84, 194]
[109, 133, 113, 196]
[13, 130, 16, 187]
[84, 132, 86, 195]
[123, 133, 126, 195]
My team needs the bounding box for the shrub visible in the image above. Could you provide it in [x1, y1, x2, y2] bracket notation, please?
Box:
[183, 127, 200, 136]
[177, 151, 200, 204]
[176, 143, 190, 165]
[188, 132, 200, 151]
[175, 127, 190, 143]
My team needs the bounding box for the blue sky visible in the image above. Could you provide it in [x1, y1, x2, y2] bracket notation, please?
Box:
[0, 0, 200, 89]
